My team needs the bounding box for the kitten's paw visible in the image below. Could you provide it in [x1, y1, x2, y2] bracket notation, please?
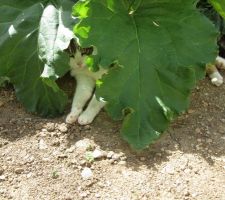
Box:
[66, 113, 79, 124]
[216, 56, 225, 69]
[210, 71, 223, 87]
[78, 113, 95, 125]
[211, 77, 223, 86]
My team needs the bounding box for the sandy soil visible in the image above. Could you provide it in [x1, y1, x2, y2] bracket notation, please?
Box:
[0, 77, 225, 200]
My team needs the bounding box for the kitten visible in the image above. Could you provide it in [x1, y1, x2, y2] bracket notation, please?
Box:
[206, 56, 225, 86]
[65, 39, 107, 125]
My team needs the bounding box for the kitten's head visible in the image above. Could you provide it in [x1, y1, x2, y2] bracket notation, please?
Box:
[65, 39, 93, 68]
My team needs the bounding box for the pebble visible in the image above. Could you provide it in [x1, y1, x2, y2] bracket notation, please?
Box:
[39, 139, 48, 150]
[79, 160, 87, 166]
[65, 146, 75, 153]
[51, 139, 60, 147]
[107, 151, 114, 159]
[95, 193, 101, 198]
[0, 175, 6, 181]
[92, 149, 106, 159]
[84, 125, 91, 130]
[195, 128, 201, 134]
[14, 168, 24, 174]
[81, 167, 93, 180]
[112, 153, 121, 161]
[45, 123, 55, 132]
[80, 192, 88, 197]
[58, 123, 68, 133]
[197, 138, 201, 143]
[0, 101, 4, 107]
[75, 139, 92, 151]
[26, 173, 32, 178]
[140, 157, 146, 161]
[161, 164, 175, 175]
[0, 188, 6, 194]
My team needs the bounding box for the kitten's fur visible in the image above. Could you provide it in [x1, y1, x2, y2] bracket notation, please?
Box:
[206, 56, 225, 86]
[65, 40, 107, 125]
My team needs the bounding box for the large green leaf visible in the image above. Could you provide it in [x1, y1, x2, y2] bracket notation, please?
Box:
[210, 0, 225, 19]
[74, 0, 218, 149]
[0, 0, 76, 116]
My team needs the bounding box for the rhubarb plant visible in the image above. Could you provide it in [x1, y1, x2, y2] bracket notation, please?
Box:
[0, 0, 76, 116]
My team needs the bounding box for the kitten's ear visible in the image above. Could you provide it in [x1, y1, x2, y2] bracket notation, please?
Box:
[64, 38, 77, 57]
[70, 38, 77, 53]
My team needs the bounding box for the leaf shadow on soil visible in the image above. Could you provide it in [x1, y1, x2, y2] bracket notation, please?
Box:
[0, 78, 225, 172]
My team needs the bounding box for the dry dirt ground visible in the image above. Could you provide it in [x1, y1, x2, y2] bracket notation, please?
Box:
[0, 77, 225, 200]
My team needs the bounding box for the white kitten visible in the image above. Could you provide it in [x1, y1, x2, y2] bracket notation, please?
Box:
[65, 42, 107, 125]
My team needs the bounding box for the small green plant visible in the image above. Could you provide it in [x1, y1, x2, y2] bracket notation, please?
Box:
[52, 170, 59, 179]
[84, 152, 94, 163]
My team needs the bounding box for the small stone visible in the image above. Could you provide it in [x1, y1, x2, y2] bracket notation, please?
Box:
[196, 145, 201, 151]
[206, 138, 213, 143]
[120, 156, 127, 161]
[184, 191, 190, 196]
[65, 146, 75, 153]
[92, 149, 106, 159]
[111, 153, 121, 161]
[45, 123, 55, 132]
[192, 193, 199, 198]
[195, 128, 201, 134]
[51, 139, 60, 147]
[140, 157, 146, 161]
[0, 188, 6, 194]
[161, 164, 175, 175]
[197, 138, 201, 143]
[0, 175, 6, 181]
[95, 193, 101, 198]
[156, 153, 162, 157]
[187, 109, 194, 114]
[69, 134, 75, 140]
[80, 192, 88, 197]
[81, 167, 93, 180]
[39, 139, 48, 150]
[79, 160, 87, 166]
[26, 173, 32, 178]
[107, 151, 114, 159]
[58, 123, 68, 133]
[15, 167, 24, 174]
[84, 125, 91, 130]
[75, 139, 92, 151]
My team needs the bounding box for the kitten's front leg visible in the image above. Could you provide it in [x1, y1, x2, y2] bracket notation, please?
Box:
[206, 63, 223, 86]
[78, 94, 106, 125]
[66, 75, 95, 124]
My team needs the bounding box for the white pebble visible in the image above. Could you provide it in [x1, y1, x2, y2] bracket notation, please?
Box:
[92, 149, 105, 159]
[0, 175, 6, 181]
[81, 167, 93, 180]
[39, 139, 48, 150]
